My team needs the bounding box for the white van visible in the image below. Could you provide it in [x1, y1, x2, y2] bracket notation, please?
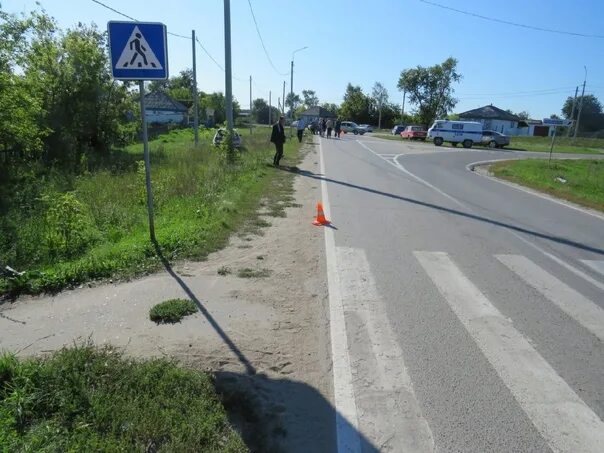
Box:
[427, 120, 482, 148]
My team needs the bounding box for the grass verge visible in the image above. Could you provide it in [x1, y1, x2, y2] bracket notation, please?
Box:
[0, 345, 246, 452]
[149, 298, 197, 324]
[490, 159, 604, 211]
[236, 268, 271, 279]
[1, 127, 301, 298]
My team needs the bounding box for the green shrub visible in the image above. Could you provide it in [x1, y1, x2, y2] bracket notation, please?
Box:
[149, 298, 198, 323]
[0, 346, 246, 451]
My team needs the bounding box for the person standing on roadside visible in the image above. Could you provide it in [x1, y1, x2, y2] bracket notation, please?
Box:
[326, 118, 333, 138]
[296, 116, 306, 143]
[335, 118, 342, 138]
[271, 116, 286, 166]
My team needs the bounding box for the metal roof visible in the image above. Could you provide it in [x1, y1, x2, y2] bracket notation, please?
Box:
[459, 105, 521, 121]
[144, 91, 188, 112]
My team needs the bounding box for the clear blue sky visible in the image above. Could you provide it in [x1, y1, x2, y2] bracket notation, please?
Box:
[3, 0, 604, 119]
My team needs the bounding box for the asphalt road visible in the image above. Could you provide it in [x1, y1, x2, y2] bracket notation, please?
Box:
[314, 133, 604, 452]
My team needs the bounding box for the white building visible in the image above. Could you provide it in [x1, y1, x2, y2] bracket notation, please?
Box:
[459, 105, 529, 136]
[144, 92, 188, 125]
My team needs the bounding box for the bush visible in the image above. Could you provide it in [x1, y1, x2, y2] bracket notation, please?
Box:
[0, 345, 246, 451]
[149, 298, 198, 323]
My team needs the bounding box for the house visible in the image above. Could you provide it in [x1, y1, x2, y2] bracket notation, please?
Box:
[458, 105, 528, 136]
[144, 92, 188, 124]
[299, 106, 337, 125]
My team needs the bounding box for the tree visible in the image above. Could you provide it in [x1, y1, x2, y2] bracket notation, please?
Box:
[340, 84, 371, 123]
[371, 82, 389, 129]
[321, 103, 340, 117]
[397, 57, 461, 127]
[285, 92, 301, 114]
[252, 97, 280, 124]
[562, 95, 604, 132]
[302, 89, 319, 108]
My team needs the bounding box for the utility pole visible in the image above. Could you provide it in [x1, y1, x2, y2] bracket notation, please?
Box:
[402, 90, 406, 117]
[223, 0, 234, 134]
[282, 81, 286, 116]
[191, 30, 199, 147]
[269, 90, 272, 125]
[290, 60, 294, 119]
[574, 66, 587, 140]
[567, 86, 578, 137]
[249, 75, 252, 134]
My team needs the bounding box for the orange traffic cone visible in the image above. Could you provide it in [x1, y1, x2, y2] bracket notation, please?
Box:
[312, 202, 330, 226]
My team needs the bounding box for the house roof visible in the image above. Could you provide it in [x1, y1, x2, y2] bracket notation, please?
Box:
[459, 105, 521, 121]
[144, 91, 188, 112]
[300, 106, 337, 118]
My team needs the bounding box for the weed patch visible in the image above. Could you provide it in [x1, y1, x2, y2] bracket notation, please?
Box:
[149, 298, 198, 324]
[218, 265, 232, 276]
[0, 345, 246, 451]
[236, 268, 272, 279]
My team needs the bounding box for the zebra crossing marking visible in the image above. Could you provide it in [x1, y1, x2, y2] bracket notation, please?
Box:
[415, 251, 604, 453]
[497, 254, 604, 342]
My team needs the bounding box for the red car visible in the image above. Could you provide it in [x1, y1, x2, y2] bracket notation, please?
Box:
[400, 125, 427, 141]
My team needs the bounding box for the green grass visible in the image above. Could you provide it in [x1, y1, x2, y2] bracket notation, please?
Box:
[149, 298, 198, 323]
[0, 345, 246, 452]
[0, 127, 301, 297]
[508, 136, 604, 154]
[491, 159, 604, 211]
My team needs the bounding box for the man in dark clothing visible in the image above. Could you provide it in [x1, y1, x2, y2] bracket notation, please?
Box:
[271, 116, 286, 166]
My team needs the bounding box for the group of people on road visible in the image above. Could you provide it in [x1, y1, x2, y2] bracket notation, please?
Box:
[270, 115, 344, 167]
[309, 117, 342, 139]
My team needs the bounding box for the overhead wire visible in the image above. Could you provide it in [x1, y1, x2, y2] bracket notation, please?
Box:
[246, 0, 289, 76]
[418, 0, 604, 39]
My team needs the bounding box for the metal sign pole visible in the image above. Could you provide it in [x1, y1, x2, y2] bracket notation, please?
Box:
[139, 80, 156, 242]
[549, 126, 557, 165]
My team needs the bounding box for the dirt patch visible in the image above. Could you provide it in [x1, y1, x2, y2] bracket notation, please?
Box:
[0, 139, 334, 452]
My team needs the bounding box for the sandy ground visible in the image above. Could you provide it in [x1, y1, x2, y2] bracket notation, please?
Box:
[0, 141, 335, 452]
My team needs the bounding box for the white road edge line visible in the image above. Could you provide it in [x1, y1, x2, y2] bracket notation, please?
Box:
[415, 251, 604, 453]
[581, 259, 604, 277]
[356, 140, 466, 208]
[466, 159, 604, 222]
[337, 247, 435, 451]
[496, 254, 604, 341]
[318, 138, 362, 453]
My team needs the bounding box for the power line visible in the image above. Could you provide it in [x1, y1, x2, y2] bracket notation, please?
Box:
[91, 0, 190, 39]
[418, 0, 604, 39]
[195, 36, 225, 72]
[246, 0, 289, 76]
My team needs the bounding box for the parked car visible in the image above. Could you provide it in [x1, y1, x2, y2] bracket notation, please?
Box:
[340, 121, 366, 135]
[479, 130, 510, 148]
[359, 124, 373, 132]
[400, 125, 427, 141]
[391, 124, 406, 135]
[212, 128, 242, 147]
[427, 120, 482, 148]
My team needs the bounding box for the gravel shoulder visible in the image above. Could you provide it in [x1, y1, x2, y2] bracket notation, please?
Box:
[0, 139, 334, 452]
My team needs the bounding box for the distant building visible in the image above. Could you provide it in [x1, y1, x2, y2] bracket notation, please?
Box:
[524, 119, 556, 137]
[299, 106, 337, 125]
[458, 104, 529, 136]
[144, 92, 188, 124]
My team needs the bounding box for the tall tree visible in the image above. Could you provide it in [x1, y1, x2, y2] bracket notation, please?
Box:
[285, 92, 301, 114]
[302, 89, 319, 108]
[251, 97, 280, 124]
[372, 82, 388, 129]
[340, 83, 371, 123]
[562, 95, 603, 132]
[397, 57, 461, 127]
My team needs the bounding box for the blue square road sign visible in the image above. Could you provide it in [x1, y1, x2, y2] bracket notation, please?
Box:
[108, 21, 168, 80]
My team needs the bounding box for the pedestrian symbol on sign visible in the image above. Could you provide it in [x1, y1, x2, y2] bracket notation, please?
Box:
[115, 26, 163, 69]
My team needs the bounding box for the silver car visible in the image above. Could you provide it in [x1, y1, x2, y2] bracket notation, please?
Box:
[480, 130, 510, 148]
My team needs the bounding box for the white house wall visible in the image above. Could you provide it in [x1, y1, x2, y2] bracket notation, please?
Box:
[145, 110, 186, 124]
[464, 117, 527, 136]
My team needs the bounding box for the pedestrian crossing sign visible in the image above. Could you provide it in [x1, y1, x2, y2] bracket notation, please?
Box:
[108, 21, 168, 80]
